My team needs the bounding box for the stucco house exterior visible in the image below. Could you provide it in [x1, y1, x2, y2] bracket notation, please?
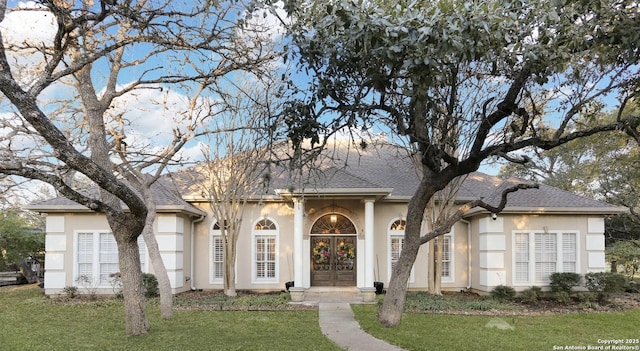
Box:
[27, 143, 624, 300]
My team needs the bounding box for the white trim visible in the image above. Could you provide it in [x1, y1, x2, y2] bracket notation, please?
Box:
[511, 230, 581, 286]
[251, 217, 279, 284]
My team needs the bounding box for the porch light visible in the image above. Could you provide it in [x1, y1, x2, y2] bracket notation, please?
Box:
[330, 214, 337, 224]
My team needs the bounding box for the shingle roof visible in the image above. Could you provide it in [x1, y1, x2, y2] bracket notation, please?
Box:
[27, 179, 205, 216]
[28, 140, 624, 215]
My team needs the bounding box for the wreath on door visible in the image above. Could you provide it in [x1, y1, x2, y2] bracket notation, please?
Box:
[312, 241, 331, 264]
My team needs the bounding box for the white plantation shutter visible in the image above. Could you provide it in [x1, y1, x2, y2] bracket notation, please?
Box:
[439, 236, 451, 278]
[77, 233, 94, 280]
[514, 233, 529, 283]
[255, 235, 276, 279]
[99, 233, 119, 284]
[562, 233, 577, 272]
[390, 236, 403, 273]
[212, 236, 224, 281]
[535, 233, 557, 283]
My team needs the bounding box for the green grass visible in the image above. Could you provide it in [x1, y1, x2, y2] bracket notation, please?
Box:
[0, 285, 340, 351]
[353, 304, 640, 351]
[4, 285, 640, 351]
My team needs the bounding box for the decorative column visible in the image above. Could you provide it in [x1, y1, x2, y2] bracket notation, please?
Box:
[361, 199, 376, 302]
[290, 197, 305, 302]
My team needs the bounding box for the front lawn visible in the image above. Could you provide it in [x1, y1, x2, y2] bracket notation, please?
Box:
[353, 303, 640, 351]
[0, 285, 340, 351]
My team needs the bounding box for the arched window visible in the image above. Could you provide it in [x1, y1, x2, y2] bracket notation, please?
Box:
[311, 214, 357, 234]
[253, 218, 278, 283]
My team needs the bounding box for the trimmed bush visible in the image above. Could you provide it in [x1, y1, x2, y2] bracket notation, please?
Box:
[520, 286, 543, 304]
[584, 272, 626, 293]
[552, 291, 572, 304]
[584, 272, 627, 304]
[490, 285, 516, 301]
[142, 273, 159, 298]
[549, 272, 582, 293]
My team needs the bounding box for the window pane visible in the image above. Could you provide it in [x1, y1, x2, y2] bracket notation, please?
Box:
[255, 235, 276, 280]
[515, 233, 529, 283]
[535, 233, 557, 282]
[212, 236, 223, 280]
[562, 233, 577, 273]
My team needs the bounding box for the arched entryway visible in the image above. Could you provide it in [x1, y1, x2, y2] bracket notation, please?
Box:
[310, 213, 357, 286]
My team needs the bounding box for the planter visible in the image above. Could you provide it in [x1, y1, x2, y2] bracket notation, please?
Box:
[285, 281, 294, 292]
[374, 281, 384, 295]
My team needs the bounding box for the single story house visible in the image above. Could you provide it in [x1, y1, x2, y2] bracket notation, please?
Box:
[27, 143, 624, 300]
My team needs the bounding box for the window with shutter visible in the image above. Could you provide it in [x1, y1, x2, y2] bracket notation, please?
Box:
[99, 233, 119, 285]
[388, 219, 415, 282]
[76, 231, 147, 287]
[253, 219, 278, 282]
[77, 233, 94, 281]
[535, 233, 557, 283]
[562, 233, 577, 273]
[514, 233, 529, 283]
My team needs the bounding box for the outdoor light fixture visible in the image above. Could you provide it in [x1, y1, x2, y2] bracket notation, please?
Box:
[330, 214, 337, 224]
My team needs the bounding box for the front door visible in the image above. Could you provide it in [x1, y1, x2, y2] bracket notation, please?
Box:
[311, 236, 357, 286]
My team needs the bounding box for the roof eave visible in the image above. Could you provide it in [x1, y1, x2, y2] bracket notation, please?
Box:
[26, 204, 207, 217]
[463, 206, 628, 217]
[275, 187, 393, 200]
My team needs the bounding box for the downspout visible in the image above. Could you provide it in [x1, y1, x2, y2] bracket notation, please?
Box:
[190, 214, 206, 291]
[461, 219, 471, 290]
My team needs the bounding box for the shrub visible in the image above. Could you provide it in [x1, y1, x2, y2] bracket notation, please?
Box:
[549, 272, 582, 293]
[552, 291, 572, 304]
[625, 279, 639, 294]
[63, 285, 79, 298]
[584, 272, 626, 293]
[142, 273, 159, 298]
[490, 285, 516, 301]
[584, 272, 627, 304]
[520, 286, 543, 304]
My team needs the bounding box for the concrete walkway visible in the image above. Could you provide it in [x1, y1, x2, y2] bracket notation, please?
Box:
[318, 302, 406, 351]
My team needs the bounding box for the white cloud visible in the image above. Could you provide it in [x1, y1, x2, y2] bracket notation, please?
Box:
[0, 2, 57, 88]
[244, 1, 289, 42]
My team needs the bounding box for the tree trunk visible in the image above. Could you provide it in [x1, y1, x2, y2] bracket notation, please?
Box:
[434, 237, 442, 294]
[116, 233, 150, 336]
[379, 241, 420, 327]
[223, 227, 238, 297]
[141, 202, 173, 318]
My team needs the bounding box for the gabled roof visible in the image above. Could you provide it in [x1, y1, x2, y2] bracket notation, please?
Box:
[27, 140, 625, 216]
[267, 141, 624, 214]
[27, 179, 206, 216]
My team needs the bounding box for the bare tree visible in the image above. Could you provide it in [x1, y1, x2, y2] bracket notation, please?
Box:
[187, 78, 279, 297]
[0, 0, 278, 335]
[282, 0, 640, 327]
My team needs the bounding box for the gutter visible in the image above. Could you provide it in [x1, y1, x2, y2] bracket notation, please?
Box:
[190, 214, 206, 291]
[461, 219, 471, 290]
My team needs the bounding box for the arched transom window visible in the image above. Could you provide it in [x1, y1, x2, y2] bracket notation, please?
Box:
[255, 218, 276, 230]
[311, 214, 356, 234]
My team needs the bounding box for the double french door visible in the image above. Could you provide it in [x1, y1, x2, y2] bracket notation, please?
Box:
[310, 236, 357, 286]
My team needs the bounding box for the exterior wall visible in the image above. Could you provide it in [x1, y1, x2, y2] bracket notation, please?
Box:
[440, 220, 470, 291]
[43, 212, 195, 295]
[43, 204, 608, 295]
[154, 214, 193, 294]
[44, 213, 112, 295]
[468, 213, 606, 293]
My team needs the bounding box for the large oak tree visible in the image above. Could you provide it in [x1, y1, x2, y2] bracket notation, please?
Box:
[280, 0, 640, 326]
[0, 0, 278, 335]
